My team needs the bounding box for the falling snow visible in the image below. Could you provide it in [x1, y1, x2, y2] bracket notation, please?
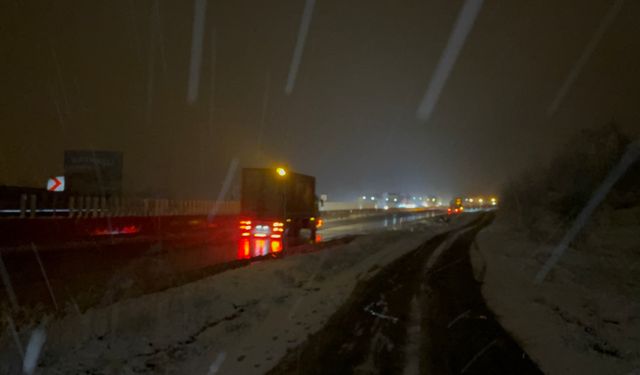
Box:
[416, 0, 484, 122]
[547, 0, 625, 116]
[285, 0, 316, 95]
[187, 0, 208, 103]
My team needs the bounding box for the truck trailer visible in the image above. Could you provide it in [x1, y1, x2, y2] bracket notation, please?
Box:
[238, 168, 319, 255]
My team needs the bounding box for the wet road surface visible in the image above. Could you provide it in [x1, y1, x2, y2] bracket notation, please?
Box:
[319, 210, 441, 241]
[0, 211, 441, 313]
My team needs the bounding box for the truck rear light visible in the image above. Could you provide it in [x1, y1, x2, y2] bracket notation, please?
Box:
[241, 232, 250, 237]
[271, 240, 282, 253]
[238, 238, 251, 259]
[244, 240, 251, 257]
[239, 220, 252, 231]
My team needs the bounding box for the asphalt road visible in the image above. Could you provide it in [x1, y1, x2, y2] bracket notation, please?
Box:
[319, 210, 441, 241]
[2, 211, 540, 374]
[0, 211, 440, 313]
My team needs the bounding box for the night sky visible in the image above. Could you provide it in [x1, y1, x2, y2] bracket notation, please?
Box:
[1, 0, 639, 200]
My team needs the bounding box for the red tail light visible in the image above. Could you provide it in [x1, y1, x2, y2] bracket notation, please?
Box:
[271, 240, 282, 253]
[239, 220, 252, 237]
[238, 238, 251, 259]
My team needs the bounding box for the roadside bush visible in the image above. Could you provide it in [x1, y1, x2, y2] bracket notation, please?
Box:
[500, 122, 638, 241]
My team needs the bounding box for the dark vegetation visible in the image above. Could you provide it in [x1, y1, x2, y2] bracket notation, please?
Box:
[500, 122, 640, 241]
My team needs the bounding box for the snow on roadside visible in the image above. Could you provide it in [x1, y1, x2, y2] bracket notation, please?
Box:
[471, 209, 640, 375]
[0, 217, 459, 374]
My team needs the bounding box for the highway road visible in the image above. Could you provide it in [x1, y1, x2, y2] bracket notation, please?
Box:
[0, 210, 444, 314]
[1, 211, 544, 375]
[319, 210, 441, 241]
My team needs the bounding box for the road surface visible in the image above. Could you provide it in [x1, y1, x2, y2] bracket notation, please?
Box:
[2, 211, 543, 374]
[319, 210, 440, 241]
[0, 210, 442, 313]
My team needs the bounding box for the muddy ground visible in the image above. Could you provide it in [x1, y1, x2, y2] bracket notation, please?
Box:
[269, 213, 541, 374]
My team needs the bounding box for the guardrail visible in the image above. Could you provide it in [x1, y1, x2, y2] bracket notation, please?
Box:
[1, 195, 443, 220]
[0, 194, 240, 219]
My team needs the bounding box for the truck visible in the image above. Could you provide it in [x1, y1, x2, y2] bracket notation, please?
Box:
[448, 197, 464, 215]
[239, 168, 319, 254]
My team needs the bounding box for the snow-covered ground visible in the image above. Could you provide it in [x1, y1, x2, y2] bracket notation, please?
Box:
[0, 216, 462, 374]
[472, 207, 640, 375]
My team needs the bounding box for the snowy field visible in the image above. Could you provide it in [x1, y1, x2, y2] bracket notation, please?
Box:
[472, 207, 640, 375]
[1, 216, 464, 374]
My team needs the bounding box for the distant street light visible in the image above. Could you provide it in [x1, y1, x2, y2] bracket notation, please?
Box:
[276, 167, 287, 177]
